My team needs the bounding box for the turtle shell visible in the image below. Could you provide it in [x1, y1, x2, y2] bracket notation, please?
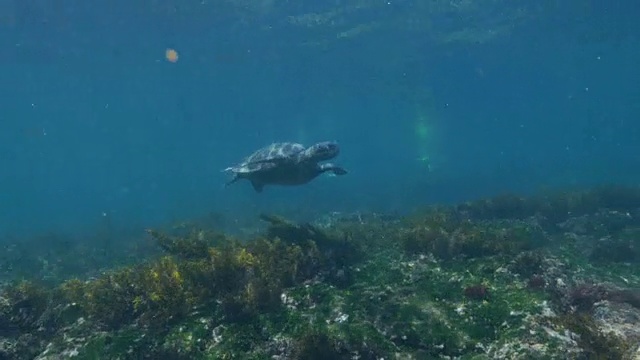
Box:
[233, 142, 305, 174]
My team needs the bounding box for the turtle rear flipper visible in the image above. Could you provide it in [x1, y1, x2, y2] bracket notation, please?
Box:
[320, 163, 347, 176]
[225, 175, 241, 187]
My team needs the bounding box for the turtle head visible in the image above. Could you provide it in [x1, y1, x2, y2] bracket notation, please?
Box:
[305, 141, 340, 162]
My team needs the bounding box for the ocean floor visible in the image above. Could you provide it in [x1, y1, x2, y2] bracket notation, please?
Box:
[1, 185, 640, 359]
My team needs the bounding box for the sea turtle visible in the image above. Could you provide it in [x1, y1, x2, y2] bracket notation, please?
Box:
[223, 141, 348, 193]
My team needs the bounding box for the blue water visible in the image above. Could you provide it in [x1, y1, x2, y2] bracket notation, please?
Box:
[1, 1, 639, 238]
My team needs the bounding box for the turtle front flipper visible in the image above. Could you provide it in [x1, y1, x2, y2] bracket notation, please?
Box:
[251, 180, 265, 193]
[320, 163, 347, 176]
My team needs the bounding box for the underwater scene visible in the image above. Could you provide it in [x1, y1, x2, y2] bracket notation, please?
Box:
[1, 1, 640, 359]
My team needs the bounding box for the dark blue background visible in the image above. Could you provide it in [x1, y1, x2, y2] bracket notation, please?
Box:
[1, 0, 639, 237]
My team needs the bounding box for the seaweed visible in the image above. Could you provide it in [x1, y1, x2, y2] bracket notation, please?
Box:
[401, 212, 547, 259]
[554, 313, 631, 359]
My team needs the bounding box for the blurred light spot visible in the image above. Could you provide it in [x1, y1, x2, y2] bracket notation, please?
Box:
[165, 48, 179, 63]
